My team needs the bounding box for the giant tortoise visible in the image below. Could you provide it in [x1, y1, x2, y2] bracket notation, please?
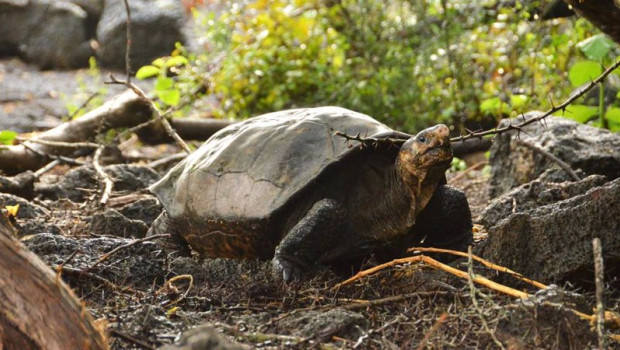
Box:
[149, 107, 472, 282]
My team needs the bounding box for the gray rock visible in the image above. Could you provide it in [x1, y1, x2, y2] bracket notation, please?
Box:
[159, 325, 248, 350]
[117, 196, 162, 226]
[0, 0, 94, 68]
[489, 115, 620, 197]
[59, 0, 103, 21]
[276, 308, 367, 339]
[90, 208, 149, 238]
[478, 174, 607, 228]
[96, 0, 187, 70]
[476, 177, 620, 287]
[0, 193, 60, 235]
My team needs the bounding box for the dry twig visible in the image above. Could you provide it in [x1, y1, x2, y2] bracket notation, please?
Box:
[407, 247, 547, 289]
[451, 57, 620, 142]
[85, 234, 170, 272]
[93, 146, 113, 205]
[159, 274, 194, 307]
[416, 312, 448, 350]
[467, 247, 506, 350]
[515, 139, 580, 181]
[335, 254, 530, 299]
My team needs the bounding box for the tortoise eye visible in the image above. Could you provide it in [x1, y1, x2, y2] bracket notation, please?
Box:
[417, 135, 427, 143]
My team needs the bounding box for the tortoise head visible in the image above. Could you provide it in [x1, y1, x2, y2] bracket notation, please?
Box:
[396, 124, 452, 218]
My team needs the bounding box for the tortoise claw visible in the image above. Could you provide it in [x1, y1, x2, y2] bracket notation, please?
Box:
[272, 256, 305, 284]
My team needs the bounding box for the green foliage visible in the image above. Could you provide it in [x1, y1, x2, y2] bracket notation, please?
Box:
[139, 1, 619, 133]
[450, 157, 467, 172]
[0, 130, 17, 145]
[64, 57, 107, 119]
[568, 61, 602, 87]
[577, 34, 616, 61]
[563, 33, 620, 130]
[136, 51, 190, 108]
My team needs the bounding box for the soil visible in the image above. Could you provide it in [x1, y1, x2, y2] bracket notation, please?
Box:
[1, 58, 616, 349]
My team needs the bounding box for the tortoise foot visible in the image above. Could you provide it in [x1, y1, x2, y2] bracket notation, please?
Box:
[272, 256, 307, 284]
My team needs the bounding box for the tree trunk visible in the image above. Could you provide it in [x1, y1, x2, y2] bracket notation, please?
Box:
[0, 213, 107, 349]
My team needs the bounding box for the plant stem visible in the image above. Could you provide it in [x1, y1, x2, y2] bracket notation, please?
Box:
[599, 82, 608, 129]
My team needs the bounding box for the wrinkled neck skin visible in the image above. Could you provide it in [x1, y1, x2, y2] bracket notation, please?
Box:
[395, 159, 444, 225]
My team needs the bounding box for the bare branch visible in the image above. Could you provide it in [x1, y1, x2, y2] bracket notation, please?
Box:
[451, 58, 620, 143]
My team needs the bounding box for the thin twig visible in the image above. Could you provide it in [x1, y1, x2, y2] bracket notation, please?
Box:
[93, 146, 113, 205]
[18, 138, 100, 149]
[515, 139, 580, 181]
[160, 274, 194, 307]
[593, 237, 606, 350]
[106, 74, 191, 154]
[147, 152, 186, 169]
[33, 159, 60, 178]
[467, 247, 506, 350]
[448, 161, 488, 184]
[58, 266, 144, 296]
[416, 313, 448, 350]
[67, 92, 100, 120]
[451, 57, 620, 143]
[335, 255, 530, 299]
[122, 0, 132, 82]
[407, 247, 547, 289]
[85, 234, 171, 272]
[353, 314, 407, 348]
[341, 291, 451, 311]
[109, 329, 156, 350]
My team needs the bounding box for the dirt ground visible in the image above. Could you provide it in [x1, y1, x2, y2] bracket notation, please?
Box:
[1, 58, 617, 349]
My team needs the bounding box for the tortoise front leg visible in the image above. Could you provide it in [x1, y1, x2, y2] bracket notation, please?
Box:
[273, 198, 346, 283]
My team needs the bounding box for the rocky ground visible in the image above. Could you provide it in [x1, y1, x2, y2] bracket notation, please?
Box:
[2, 58, 620, 349]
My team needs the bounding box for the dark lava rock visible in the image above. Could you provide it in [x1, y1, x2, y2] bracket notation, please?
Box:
[0, 0, 94, 68]
[476, 177, 620, 288]
[96, 0, 186, 70]
[497, 285, 596, 349]
[478, 174, 607, 228]
[489, 115, 620, 197]
[117, 196, 162, 226]
[0, 171, 35, 199]
[23, 232, 167, 288]
[37, 164, 160, 202]
[90, 208, 148, 238]
[0, 193, 60, 235]
[160, 325, 248, 350]
[276, 308, 367, 340]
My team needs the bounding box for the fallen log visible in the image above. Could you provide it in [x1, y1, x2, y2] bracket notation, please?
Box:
[0, 90, 153, 175]
[0, 212, 107, 349]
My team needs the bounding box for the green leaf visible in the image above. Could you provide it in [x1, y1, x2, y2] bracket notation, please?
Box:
[510, 94, 528, 109]
[606, 107, 620, 123]
[165, 56, 189, 67]
[553, 104, 597, 123]
[568, 61, 602, 87]
[157, 89, 180, 106]
[136, 65, 160, 80]
[152, 58, 166, 68]
[480, 97, 509, 115]
[0, 130, 17, 145]
[577, 34, 616, 61]
[155, 77, 175, 91]
[616, 90, 620, 100]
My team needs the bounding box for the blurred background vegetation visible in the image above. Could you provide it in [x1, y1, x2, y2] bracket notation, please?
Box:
[140, 0, 620, 134]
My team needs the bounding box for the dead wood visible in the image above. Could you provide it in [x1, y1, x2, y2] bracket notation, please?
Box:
[136, 117, 236, 145]
[0, 90, 153, 175]
[0, 212, 107, 349]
